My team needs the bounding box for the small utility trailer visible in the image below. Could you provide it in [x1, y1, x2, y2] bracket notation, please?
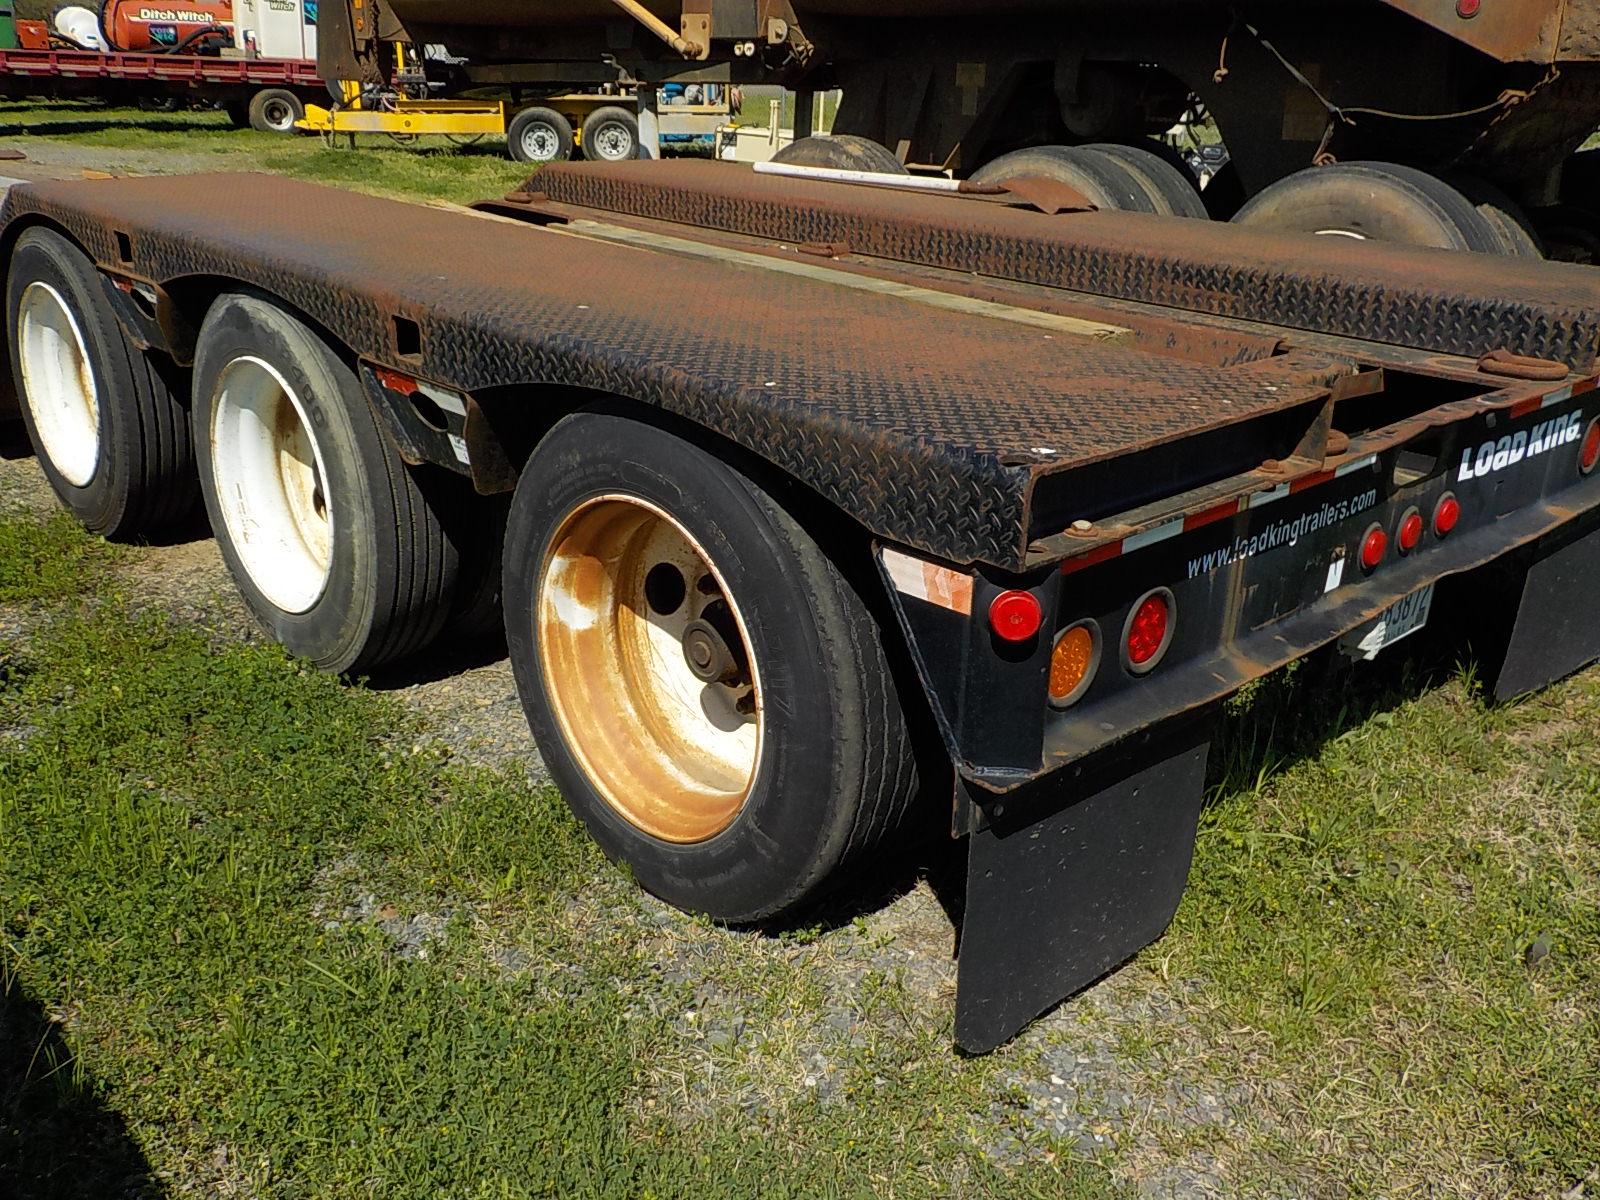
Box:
[5, 161, 1600, 1052]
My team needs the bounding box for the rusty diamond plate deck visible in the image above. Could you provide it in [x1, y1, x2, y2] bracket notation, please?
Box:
[0, 173, 1355, 571]
[531, 160, 1600, 372]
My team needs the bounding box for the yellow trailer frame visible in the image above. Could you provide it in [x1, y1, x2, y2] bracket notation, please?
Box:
[297, 98, 508, 141]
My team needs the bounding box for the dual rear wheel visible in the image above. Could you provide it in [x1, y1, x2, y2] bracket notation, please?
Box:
[5, 234, 923, 922]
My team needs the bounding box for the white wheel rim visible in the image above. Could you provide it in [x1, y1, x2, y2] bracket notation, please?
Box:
[593, 122, 634, 161]
[537, 495, 763, 844]
[263, 99, 294, 131]
[209, 356, 334, 615]
[17, 281, 101, 488]
[522, 123, 558, 161]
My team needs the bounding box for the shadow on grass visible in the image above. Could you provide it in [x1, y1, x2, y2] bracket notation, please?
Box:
[0, 968, 164, 1199]
[1203, 568, 1519, 806]
[0, 117, 233, 139]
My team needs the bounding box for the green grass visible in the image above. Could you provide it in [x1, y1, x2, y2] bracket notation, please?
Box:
[0, 512, 1115, 1199]
[0, 102, 535, 205]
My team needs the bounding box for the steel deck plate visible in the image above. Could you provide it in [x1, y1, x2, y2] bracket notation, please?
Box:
[1, 173, 1345, 570]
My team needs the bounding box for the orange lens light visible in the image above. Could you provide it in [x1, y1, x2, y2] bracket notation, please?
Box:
[1049, 622, 1098, 706]
[1582, 420, 1600, 475]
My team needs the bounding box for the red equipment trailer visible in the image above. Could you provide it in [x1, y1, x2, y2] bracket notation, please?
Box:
[0, 46, 324, 133]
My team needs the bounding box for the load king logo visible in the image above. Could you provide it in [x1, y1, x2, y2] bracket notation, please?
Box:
[1458, 411, 1584, 482]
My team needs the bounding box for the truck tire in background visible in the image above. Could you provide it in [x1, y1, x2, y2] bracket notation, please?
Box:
[247, 88, 305, 135]
[503, 411, 923, 923]
[772, 133, 908, 174]
[191, 294, 463, 674]
[970, 145, 1158, 213]
[507, 106, 574, 164]
[5, 227, 197, 538]
[1086, 142, 1207, 219]
[579, 105, 640, 163]
[1231, 162, 1509, 254]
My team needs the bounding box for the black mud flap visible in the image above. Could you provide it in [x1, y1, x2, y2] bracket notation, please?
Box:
[1494, 516, 1600, 702]
[955, 720, 1211, 1054]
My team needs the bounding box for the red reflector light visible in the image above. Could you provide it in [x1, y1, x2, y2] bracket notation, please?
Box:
[1124, 590, 1173, 673]
[1456, 0, 1480, 16]
[1581, 420, 1600, 476]
[1360, 525, 1388, 571]
[1434, 493, 1461, 537]
[1397, 510, 1424, 554]
[989, 589, 1043, 642]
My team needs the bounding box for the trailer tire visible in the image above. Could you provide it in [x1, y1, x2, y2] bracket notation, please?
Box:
[1231, 162, 1503, 253]
[508, 106, 574, 164]
[772, 134, 908, 175]
[580, 106, 640, 163]
[970, 145, 1157, 212]
[223, 99, 251, 129]
[248, 89, 305, 135]
[504, 412, 922, 923]
[1087, 142, 1207, 218]
[192, 294, 460, 674]
[5, 227, 197, 539]
[1447, 175, 1544, 258]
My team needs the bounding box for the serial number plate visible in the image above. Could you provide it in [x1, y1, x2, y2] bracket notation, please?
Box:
[1341, 584, 1435, 661]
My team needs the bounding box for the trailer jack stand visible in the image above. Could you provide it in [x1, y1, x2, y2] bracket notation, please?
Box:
[1493, 515, 1600, 702]
[955, 721, 1211, 1054]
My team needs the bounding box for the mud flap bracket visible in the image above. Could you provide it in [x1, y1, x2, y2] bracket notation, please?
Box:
[955, 719, 1211, 1054]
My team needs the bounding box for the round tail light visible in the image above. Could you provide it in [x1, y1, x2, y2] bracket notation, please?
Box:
[1049, 621, 1100, 708]
[990, 589, 1043, 642]
[1434, 493, 1461, 537]
[1581, 419, 1600, 476]
[1360, 524, 1388, 571]
[1123, 589, 1174, 674]
[1397, 509, 1424, 555]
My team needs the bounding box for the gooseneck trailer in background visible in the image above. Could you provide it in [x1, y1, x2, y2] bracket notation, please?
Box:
[5, 160, 1600, 1050]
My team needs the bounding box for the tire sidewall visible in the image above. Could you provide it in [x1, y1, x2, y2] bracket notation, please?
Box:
[1233, 165, 1498, 252]
[504, 413, 861, 922]
[192, 295, 381, 671]
[5, 229, 136, 534]
[509, 108, 573, 164]
[582, 107, 638, 163]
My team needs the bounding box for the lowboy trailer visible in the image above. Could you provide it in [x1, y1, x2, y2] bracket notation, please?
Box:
[5, 161, 1600, 1051]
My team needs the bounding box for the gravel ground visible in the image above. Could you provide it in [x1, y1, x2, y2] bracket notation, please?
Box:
[1, 442, 1259, 1196]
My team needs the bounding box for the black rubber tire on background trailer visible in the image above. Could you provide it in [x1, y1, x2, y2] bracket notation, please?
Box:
[1447, 175, 1545, 258]
[1086, 142, 1208, 218]
[1230, 162, 1504, 253]
[223, 99, 252, 129]
[191, 293, 462, 674]
[503, 411, 922, 923]
[970, 145, 1158, 213]
[248, 89, 305, 135]
[580, 105, 641, 163]
[5, 227, 197, 539]
[772, 134, 909, 174]
[507, 106, 575, 165]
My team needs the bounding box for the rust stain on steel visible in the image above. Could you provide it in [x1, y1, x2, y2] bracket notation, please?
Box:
[1, 173, 1341, 572]
[1384, 0, 1566, 62]
[530, 160, 1600, 371]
